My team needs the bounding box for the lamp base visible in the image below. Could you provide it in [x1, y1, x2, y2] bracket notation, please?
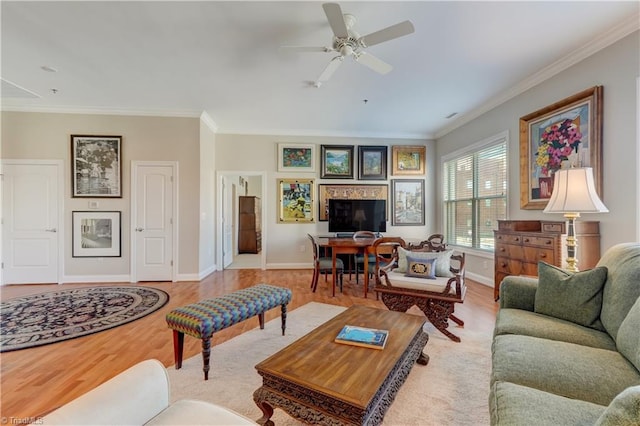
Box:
[564, 212, 580, 272]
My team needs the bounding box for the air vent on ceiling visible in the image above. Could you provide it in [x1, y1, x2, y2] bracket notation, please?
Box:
[1, 78, 40, 99]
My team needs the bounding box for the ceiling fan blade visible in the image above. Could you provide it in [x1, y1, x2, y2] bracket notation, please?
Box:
[323, 3, 349, 39]
[279, 46, 331, 53]
[317, 56, 344, 84]
[354, 52, 393, 75]
[359, 20, 415, 47]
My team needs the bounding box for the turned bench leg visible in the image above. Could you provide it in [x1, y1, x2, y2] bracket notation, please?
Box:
[280, 304, 287, 336]
[202, 337, 211, 380]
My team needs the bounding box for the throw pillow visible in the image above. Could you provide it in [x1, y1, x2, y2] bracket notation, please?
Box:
[534, 262, 608, 330]
[594, 385, 640, 426]
[405, 256, 437, 279]
[396, 247, 454, 278]
[616, 297, 640, 372]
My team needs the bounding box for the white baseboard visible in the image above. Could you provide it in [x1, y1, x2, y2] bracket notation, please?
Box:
[466, 271, 493, 287]
[198, 265, 217, 280]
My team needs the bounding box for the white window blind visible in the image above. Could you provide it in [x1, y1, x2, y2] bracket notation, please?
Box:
[443, 136, 507, 250]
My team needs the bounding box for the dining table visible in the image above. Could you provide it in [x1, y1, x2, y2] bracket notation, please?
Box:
[314, 236, 379, 298]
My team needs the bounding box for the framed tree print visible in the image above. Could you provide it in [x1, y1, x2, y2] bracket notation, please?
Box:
[392, 179, 425, 226]
[72, 211, 121, 257]
[277, 178, 315, 223]
[71, 135, 122, 197]
[519, 86, 603, 209]
[320, 145, 354, 179]
[391, 145, 426, 175]
[358, 146, 387, 180]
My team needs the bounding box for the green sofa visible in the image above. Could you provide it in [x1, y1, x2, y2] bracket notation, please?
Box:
[489, 242, 640, 425]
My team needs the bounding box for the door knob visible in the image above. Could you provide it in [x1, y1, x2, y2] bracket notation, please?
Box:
[135, 227, 144, 232]
[45, 228, 57, 233]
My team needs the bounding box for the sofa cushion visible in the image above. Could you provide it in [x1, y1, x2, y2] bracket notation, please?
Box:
[147, 399, 256, 425]
[489, 381, 605, 426]
[597, 243, 640, 340]
[397, 247, 454, 277]
[616, 297, 640, 371]
[405, 256, 437, 279]
[385, 270, 455, 294]
[594, 385, 640, 426]
[493, 308, 617, 351]
[534, 262, 607, 330]
[491, 334, 640, 406]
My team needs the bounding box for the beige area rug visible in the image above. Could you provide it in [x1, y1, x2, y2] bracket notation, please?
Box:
[167, 302, 491, 425]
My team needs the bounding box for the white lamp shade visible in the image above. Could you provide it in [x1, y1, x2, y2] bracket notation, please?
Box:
[543, 167, 609, 213]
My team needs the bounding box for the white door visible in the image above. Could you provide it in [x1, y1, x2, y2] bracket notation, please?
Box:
[222, 176, 233, 268]
[2, 161, 61, 284]
[132, 162, 175, 282]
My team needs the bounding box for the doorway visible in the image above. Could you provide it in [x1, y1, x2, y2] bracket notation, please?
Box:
[217, 171, 266, 270]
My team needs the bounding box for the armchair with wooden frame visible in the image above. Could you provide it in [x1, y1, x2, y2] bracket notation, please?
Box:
[372, 237, 466, 342]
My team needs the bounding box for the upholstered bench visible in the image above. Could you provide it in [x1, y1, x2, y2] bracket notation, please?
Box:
[166, 284, 292, 380]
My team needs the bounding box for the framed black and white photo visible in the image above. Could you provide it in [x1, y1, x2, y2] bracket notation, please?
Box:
[71, 135, 122, 197]
[72, 211, 121, 257]
[391, 179, 425, 226]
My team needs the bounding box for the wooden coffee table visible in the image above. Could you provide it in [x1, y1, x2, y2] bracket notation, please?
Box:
[253, 305, 429, 425]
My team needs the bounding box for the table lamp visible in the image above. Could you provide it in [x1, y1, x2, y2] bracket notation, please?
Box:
[543, 167, 608, 272]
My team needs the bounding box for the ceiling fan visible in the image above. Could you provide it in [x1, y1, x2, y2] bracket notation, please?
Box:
[282, 2, 415, 87]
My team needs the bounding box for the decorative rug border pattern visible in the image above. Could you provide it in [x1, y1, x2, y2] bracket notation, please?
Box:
[0, 286, 169, 352]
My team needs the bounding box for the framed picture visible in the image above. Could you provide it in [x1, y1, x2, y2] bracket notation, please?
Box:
[320, 145, 354, 179]
[392, 179, 425, 226]
[277, 178, 315, 223]
[72, 211, 121, 257]
[391, 145, 426, 175]
[277, 143, 315, 172]
[318, 184, 388, 221]
[71, 135, 122, 198]
[358, 146, 387, 180]
[520, 86, 603, 209]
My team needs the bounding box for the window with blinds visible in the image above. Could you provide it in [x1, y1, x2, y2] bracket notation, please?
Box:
[443, 134, 507, 251]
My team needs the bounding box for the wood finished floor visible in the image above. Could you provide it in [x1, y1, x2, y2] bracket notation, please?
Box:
[0, 269, 499, 420]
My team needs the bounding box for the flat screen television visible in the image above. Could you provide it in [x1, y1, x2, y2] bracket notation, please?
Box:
[328, 199, 387, 233]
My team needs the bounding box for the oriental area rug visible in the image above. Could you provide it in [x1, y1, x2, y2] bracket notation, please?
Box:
[168, 302, 491, 425]
[0, 286, 169, 352]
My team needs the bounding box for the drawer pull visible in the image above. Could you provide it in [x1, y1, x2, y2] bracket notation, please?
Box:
[540, 253, 547, 258]
[501, 262, 507, 268]
[514, 237, 520, 242]
[546, 240, 551, 245]
[524, 238, 530, 243]
[500, 247, 505, 252]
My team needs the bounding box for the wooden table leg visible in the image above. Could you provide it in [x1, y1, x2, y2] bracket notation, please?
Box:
[331, 251, 337, 297]
[363, 251, 369, 298]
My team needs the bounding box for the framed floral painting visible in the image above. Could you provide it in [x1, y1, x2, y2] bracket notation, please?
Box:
[519, 86, 603, 209]
[277, 143, 315, 172]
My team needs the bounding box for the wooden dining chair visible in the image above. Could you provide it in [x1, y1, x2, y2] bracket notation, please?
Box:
[307, 234, 344, 293]
[353, 230, 377, 285]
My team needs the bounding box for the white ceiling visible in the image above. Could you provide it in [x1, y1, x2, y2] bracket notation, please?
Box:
[1, 1, 638, 139]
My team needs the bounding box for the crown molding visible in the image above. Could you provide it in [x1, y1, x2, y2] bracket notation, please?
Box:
[435, 12, 640, 139]
[200, 111, 218, 133]
[0, 104, 202, 118]
[217, 126, 433, 141]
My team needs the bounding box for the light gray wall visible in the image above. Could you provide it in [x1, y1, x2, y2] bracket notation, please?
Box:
[1, 112, 201, 280]
[214, 134, 436, 267]
[436, 31, 640, 281]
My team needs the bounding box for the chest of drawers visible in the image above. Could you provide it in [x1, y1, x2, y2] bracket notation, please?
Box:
[493, 220, 600, 300]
